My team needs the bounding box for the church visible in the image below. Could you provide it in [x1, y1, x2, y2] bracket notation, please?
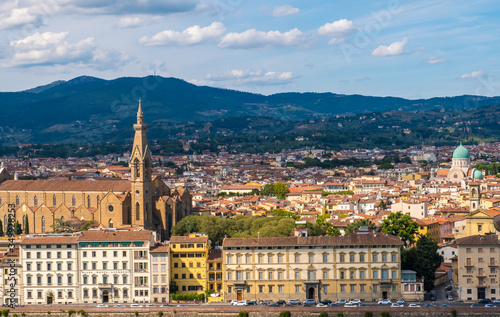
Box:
[0, 103, 191, 240]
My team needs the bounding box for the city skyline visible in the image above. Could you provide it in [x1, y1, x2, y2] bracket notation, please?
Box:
[0, 0, 499, 99]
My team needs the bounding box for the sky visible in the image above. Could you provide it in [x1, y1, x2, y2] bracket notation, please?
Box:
[0, 0, 499, 99]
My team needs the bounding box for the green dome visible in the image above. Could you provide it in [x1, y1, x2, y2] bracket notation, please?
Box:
[452, 143, 470, 159]
[473, 170, 483, 179]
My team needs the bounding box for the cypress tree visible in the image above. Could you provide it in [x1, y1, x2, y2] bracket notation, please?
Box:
[0, 220, 3, 237]
[14, 221, 22, 235]
[24, 216, 29, 234]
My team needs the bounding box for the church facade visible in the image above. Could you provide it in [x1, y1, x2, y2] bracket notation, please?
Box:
[0, 103, 190, 240]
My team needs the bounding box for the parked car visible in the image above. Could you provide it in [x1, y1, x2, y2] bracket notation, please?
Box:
[247, 301, 257, 306]
[485, 304, 497, 308]
[303, 299, 317, 305]
[336, 300, 347, 305]
[260, 300, 270, 306]
[390, 303, 403, 308]
[479, 298, 492, 304]
[378, 299, 392, 305]
[269, 303, 279, 307]
[329, 303, 340, 307]
[320, 299, 332, 305]
[493, 299, 500, 304]
[130, 304, 143, 308]
[424, 303, 435, 307]
[358, 303, 366, 307]
[445, 285, 452, 291]
[177, 304, 186, 307]
[316, 303, 328, 307]
[344, 303, 356, 307]
[146, 304, 155, 307]
[447, 295, 453, 301]
[230, 300, 239, 305]
[349, 299, 361, 304]
[114, 304, 125, 307]
[408, 304, 420, 307]
[441, 304, 450, 307]
[235, 301, 248, 306]
[471, 304, 479, 307]
[397, 299, 405, 305]
[276, 300, 286, 306]
[287, 299, 301, 305]
[97, 304, 108, 307]
[159, 304, 170, 307]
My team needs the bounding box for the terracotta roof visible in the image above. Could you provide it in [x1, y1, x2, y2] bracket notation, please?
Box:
[456, 234, 499, 246]
[208, 248, 222, 262]
[20, 234, 79, 245]
[150, 245, 169, 253]
[79, 230, 153, 242]
[223, 231, 402, 247]
[0, 179, 131, 192]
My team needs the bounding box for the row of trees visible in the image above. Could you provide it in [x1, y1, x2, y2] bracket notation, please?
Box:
[0, 218, 29, 237]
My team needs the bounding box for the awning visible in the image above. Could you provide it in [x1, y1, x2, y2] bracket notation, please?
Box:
[79, 242, 89, 246]
[100, 242, 109, 245]
[120, 242, 131, 245]
[133, 241, 144, 245]
[89, 242, 100, 245]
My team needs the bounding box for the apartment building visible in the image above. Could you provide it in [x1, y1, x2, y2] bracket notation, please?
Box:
[207, 248, 224, 302]
[20, 234, 79, 305]
[78, 229, 155, 304]
[170, 233, 209, 295]
[150, 244, 170, 303]
[455, 234, 500, 302]
[223, 229, 403, 303]
[1, 246, 21, 306]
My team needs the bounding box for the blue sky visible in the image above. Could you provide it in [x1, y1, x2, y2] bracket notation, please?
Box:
[0, 0, 499, 98]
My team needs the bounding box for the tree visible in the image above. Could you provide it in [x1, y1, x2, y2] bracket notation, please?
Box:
[402, 235, 443, 291]
[260, 184, 275, 196]
[381, 211, 418, 248]
[272, 209, 299, 220]
[0, 220, 4, 237]
[14, 220, 22, 235]
[379, 163, 394, 169]
[51, 218, 73, 233]
[378, 199, 387, 210]
[274, 183, 290, 199]
[315, 214, 341, 237]
[24, 216, 29, 234]
[80, 220, 96, 231]
[344, 219, 377, 236]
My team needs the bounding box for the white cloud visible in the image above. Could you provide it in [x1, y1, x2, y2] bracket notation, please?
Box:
[318, 19, 355, 36]
[459, 71, 484, 80]
[116, 16, 149, 28]
[272, 5, 299, 17]
[218, 28, 304, 49]
[139, 22, 226, 46]
[427, 56, 446, 64]
[3, 31, 128, 69]
[204, 69, 296, 85]
[371, 37, 408, 56]
[0, 1, 43, 29]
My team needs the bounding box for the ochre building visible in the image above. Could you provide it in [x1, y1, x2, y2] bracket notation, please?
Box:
[0, 103, 191, 240]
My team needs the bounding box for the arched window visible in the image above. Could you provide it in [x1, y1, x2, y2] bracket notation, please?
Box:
[72, 195, 76, 206]
[15, 195, 19, 206]
[71, 209, 75, 218]
[53, 195, 57, 206]
[41, 216, 45, 233]
[134, 159, 140, 178]
[97, 196, 100, 206]
[61, 216, 65, 222]
[3, 215, 7, 231]
[22, 215, 26, 230]
[136, 202, 140, 221]
[34, 196, 38, 206]
[87, 196, 91, 208]
[109, 219, 113, 228]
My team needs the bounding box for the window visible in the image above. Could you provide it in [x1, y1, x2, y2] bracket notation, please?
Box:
[295, 271, 299, 280]
[467, 289, 472, 294]
[278, 254, 283, 263]
[26, 263, 31, 271]
[360, 271, 365, 279]
[381, 269, 388, 279]
[392, 271, 397, 279]
[68, 275, 72, 284]
[373, 270, 378, 279]
[308, 254, 313, 263]
[268, 285, 273, 293]
[278, 271, 283, 280]
[246, 255, 251, 263]
[227, 256, 232, 264]
[268, 272, 273, 280]
[350, 284, 355, 292]
[227, 272, 232, 280]
[295, 285, 300, 293]
[340, 254, 345, 262]
[41, 216, 45, 233]
[72, 195, 76, 206]
[360, 254, 365, 262]
[26, 252, 31, 259]
[259, 285, 263, 293]
[246, 272, 251, 280]
[103, 262, 107, 270]
[307, 270, 315, 280]
[228, 286, 232, 293]
[350, 254, 355, 262]
[53, 195, 57, 206]
[350, 271, 355, 279]
[466, 248, 472, 254]
[372, 254, 377, 262]
[373, 285, 378, 293]
[340, 284, 346, 293]
[27, 276, 32, 285]
[123, 262, 127, 269]
[382, 254, 387, 262]
[268, 255, 273, 263]
[295, 254, 300, 263]
[259, 272, 263, 280]
[323, 254, 327, 263]
[83, 276, 88, 284]
[340, 271, 345, 279]
[360, 284, 365, 292]
[323, 285, 328, 293]
[391, 254, 396, 262]
[92, 263, 96, 270]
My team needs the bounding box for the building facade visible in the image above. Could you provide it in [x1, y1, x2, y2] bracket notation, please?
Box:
[150, 244, 170, 303]
[170, 233, 209, 296]
[455, 234, 500, 302]
[223, 229, 403, 303]
[0, 103, 191, 240]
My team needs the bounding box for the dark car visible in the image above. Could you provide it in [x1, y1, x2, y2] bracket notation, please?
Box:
[320, 299, 332, 305]
[276, 300, 286, 306]
[430, 295, 436, 301]
[247, 301, 257, 306]
[479, 298, 492, 304]
[329, 303, 340, 307]
[269, 303, 279, 307]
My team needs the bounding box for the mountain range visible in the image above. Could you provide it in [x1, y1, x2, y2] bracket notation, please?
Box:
[1, 75, 499, 145]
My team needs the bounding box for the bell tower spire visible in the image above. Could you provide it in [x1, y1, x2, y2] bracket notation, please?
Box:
[129, 101, 153, 229]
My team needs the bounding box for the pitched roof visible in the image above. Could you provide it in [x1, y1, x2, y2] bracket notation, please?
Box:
[0, 179, 131, 192]
[223, 231, 402, 247]
[78, 230, 153, 242]
[456, 234, 499, 246]
[20, 234, 79, 245]
[170, 235, 208, 243]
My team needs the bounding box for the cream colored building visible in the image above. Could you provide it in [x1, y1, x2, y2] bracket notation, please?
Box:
[150, 244, 170, 303]
[455, 234, 500, 302]
[20, 234, 79, 305]
[223, 229, 403, 303]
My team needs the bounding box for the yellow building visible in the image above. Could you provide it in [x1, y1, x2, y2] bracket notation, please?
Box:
[207, 248, 224, 303]
[170, 233, 209, 296]
[223, 229, 403, 303]
[457, 208, 500, 238]
[415, 218, 440, 242]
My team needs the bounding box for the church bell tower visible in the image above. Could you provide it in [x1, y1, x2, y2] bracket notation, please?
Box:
[129, 100, 154, 228]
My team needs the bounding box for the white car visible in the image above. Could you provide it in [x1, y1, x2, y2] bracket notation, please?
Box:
[349, 299, 361, 304]
[230, 300, 239, 305]
[130, 304, 143, 307]
[390, 303, 403, 307]
[316, 303, 328, 307]
[235, 301, 248, 306]
[344, 303, 356, 307]
[408, 304, 421, 307]
[146, 304, 155, 307]
[97, 304, 108, 307]
[378, 299, 392, 305]
[287, 299, 301, 305]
